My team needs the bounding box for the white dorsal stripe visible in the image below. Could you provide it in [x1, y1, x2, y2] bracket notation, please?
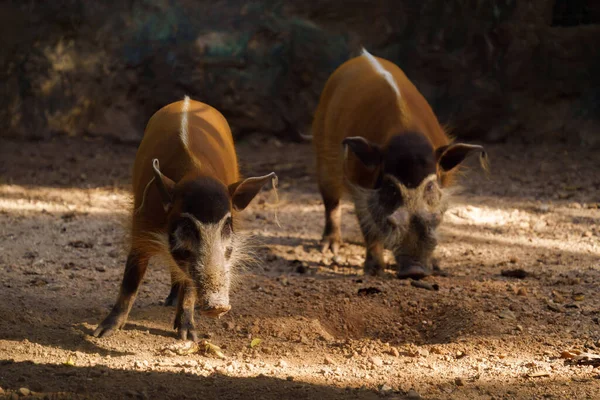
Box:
[180, 95, 191, 150]
[361, 48, 401, 99]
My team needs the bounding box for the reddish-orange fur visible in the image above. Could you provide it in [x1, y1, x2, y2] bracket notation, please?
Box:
[130, 99, 240, 255]
[312, 53, 455, 195]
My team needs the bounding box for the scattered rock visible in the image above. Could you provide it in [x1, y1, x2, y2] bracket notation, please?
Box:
[223, 321, 235, 330]
[501, 269, 530, 279]
[108, 249, 119, 258]
[564, 352, 600, 367]
[369, 356, 383, 367]
[454, 377, 465, 386]
[406, 389, 421, 399]
[547, 302, 564, 313]
[386, 347, 400, 357]
[379, 384, 393, 394]
[95, 266, 106, 272]
[134, 360, 149, 369]
[517, 287, 528, 296]
[572, 293, 585, 301]
[68, 240, 94, 249]
[357, 287, 383, 296]
[410, 280, 439, 291]
[526, 369, 550, 378]
[23, 251, 38, 260]
[277, 359, 288, 368]
[516, 325, 524, 332]
[498, 309, 516, 320]
[332, 255, 344, 265]
[552, 291, 565, 303]
[324, 356, 335, 365]
[29, 277, 48, 286]
[18, 388, 31, 396]
[561, 351, 577, 359]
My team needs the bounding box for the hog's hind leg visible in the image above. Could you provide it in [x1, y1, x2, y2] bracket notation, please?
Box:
[318, 177, 343, 255]
[163, 268, 181, 307]
[93, 250, 149, 337]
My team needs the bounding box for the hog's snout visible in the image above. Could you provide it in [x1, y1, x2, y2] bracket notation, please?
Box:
[200, 304, 231, 318]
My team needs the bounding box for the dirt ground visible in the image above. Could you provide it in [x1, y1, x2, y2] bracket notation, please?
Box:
[0, 134, 599, 400]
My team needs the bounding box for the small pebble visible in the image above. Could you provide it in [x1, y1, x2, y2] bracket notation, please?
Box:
[547, 303, 563, 313]
[406, 389, 421, 399]
[379, 384, 393, 393]
[324, 356, 335, 365]
[498, 309, 516, 320]
[332, 255, 344, 265]
[517, 287, 527, 296]
[369, 356, 383, 367]
[387, 347, 400, 357]
[18, 388, 31, 396]
[455, 377, 465, 386]
[277, 359, 288, 368]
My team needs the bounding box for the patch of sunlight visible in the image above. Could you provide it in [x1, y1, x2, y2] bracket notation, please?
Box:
[447, 205, 532, 227]
[442, 225, 600, 259]
[0, 185, 130, 215]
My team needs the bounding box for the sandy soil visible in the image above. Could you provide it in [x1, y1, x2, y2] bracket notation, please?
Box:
[0, 134, 599, 400]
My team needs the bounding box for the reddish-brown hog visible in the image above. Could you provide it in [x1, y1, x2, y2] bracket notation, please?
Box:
[312, 49, 487, 279]
[93, 96, 277, 340]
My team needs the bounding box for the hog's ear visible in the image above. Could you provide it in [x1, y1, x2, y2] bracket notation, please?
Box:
[152, 159, 175, 212]
[229, 172, 278, 211]
[342, 136, 383, 169]
[435, 143, 488, 172]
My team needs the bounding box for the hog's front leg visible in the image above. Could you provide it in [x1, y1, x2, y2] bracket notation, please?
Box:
[173, 282, 198, 341]
[363, 239, 386, 276]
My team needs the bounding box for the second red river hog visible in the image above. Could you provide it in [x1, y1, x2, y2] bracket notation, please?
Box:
[311, 48, 487, 279]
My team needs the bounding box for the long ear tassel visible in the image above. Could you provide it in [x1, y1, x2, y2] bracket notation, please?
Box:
[134, 177, 156, 215]
[270, 174, 281, 229]
[479, 149, 490, 177]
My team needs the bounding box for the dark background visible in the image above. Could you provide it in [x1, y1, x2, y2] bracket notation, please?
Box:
[2, 0, 599, 147]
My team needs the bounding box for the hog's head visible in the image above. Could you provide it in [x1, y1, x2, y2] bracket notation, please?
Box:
[151, 159, 276, 317]
[343, 132, 486, 277]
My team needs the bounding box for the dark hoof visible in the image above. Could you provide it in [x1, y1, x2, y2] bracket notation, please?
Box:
[174, 318, 198, 341]
[363, 259, 385, 277]
[431, 259, 449, 277]
[164, 285, 179, 307]
[396, 264, 431, 280]
[92, 310, 127, 338]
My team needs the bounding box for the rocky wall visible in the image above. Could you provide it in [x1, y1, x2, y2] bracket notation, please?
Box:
[1, 0, 599, 146]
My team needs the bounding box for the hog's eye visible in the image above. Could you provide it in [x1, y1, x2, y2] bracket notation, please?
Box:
[425, 181, 435, 193]
[222, 217, 232, 238]
[379, 179, 403, 214]
[172, 249, 193, 262]
[423, 181, 441, 204]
